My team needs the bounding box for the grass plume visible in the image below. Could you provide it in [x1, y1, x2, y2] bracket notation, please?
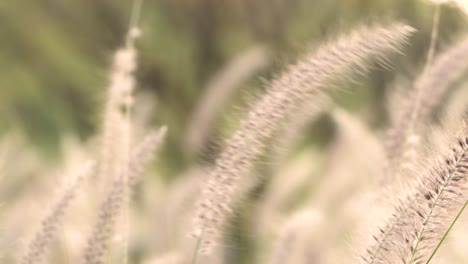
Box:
[192, 22, 415, 255]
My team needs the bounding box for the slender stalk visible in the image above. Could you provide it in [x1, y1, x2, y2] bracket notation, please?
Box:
[408, 169, 455, 263]
[426, 200, 468, 264]
[127, 0, 144, 41]
[423, 4, 441, 73]
[191, 226, 204, 264]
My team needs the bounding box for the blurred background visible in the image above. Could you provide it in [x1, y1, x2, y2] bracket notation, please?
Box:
[0, 0, 465, 166]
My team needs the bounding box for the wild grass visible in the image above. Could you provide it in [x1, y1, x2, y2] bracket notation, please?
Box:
[6, 1, 468, 264]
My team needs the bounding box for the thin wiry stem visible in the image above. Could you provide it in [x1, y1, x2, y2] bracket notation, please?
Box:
[426, 200, 468, 264]
[423, 4, 441, 73]
[127, 0, 144, 45]
[191, 225, 204, 264]
[130, 0, 144, 27]
[408, 151, 464, 263]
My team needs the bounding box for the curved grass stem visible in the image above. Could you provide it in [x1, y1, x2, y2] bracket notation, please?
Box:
[191, 226, 205, 264]
[426, 200, 468, 264]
